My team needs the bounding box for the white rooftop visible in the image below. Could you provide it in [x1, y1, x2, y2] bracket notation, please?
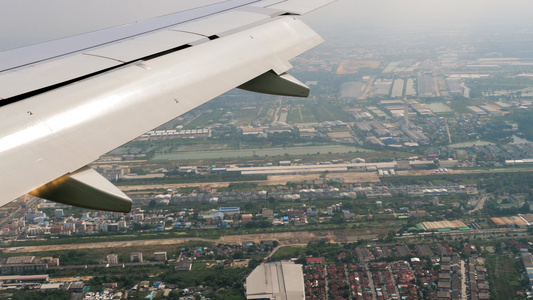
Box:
[245, 261, 305, 300]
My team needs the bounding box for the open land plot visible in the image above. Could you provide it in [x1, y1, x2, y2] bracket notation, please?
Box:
[322, 104, 355, 122]
[326, 172, 380, 183]
[327, 131, 353, 139]
[183, 110, 225, 129]
[299, 105, 318, 123]
[310, 103, 336, 122]
[268, 246, 307, 261]
[336, 61, 381, 75]
[119, 182, 232, 192]
[118, 175, 326, 193]
[2, 229, 386, 255]
[486, 255, 525, 300]
[3, 244, 192, 263]
[232, 109, 260, 125]
[287, 106, 303, 123]
[1, 225, 400, 256]
[307, 103, 353, 122]
[266, 174, 321, 185]
[2, 237, 215, 254]
[152, 145, 370, 161]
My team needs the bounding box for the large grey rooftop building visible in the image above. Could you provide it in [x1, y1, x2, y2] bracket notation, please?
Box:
[245, 261, 305, 300]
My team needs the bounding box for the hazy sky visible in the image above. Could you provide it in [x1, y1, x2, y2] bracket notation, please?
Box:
[1, 0, 533, 50]
[302, 0, 533, 42]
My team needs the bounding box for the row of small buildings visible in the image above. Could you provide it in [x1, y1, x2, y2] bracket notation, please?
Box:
[0, 256, 59, 275]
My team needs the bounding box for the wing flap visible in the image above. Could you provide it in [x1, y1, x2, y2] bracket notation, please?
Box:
[0, 0, 257, 72]
[169, 10, 270, 37]
[238, 71, 310, 97]
[0, 54, 121, 100]
[30, 166, 132, 213]
[83, 30, 202, 63]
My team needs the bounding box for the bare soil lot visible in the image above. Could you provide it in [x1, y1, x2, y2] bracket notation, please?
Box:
[336, 60, 381, 75]
[3, 228, 389, 254]
[326, 172, 379, 183]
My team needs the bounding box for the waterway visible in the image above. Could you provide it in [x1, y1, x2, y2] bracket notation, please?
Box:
[152, 145, 372, 161]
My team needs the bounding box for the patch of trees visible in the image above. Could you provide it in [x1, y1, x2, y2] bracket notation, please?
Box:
[160, 267, 247, 291]
[478, 171, 533, 195]
[9, 289, 70, 300]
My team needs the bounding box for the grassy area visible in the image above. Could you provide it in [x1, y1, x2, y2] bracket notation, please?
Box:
[311, 103, 336, 122]
[232, 109, 258, 125]
[300, 104, 318, 123]
[447, 97, 483, 114]
[323, 103, 354, 122]
[184, 110, 225, 129]
[268, 246, 306, 261]
[287, 105, 303, 123]
[486, 254, 527, 300]
[257, 105, 269, 119]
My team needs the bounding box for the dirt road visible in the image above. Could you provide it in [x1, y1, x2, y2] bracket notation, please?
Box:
[3, 229, 383, 254]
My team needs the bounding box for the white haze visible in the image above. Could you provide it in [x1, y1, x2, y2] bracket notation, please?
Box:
[1, 0, 533, 50]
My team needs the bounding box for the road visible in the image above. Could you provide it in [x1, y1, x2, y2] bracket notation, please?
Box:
[360, 76, 375, 99]
[460, 259, 466, 300]
[367, 269, 377, 300]
[2, 230, 348, 254]
[468, 194, 489, 214]
[444, 118, 452, 143]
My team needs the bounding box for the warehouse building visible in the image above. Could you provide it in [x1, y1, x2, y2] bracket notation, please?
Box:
[245, 261, 305, 300]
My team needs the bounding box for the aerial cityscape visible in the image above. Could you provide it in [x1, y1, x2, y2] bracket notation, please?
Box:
[3, 1, 533, 300]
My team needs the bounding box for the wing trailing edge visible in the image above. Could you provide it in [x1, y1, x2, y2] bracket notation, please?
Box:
[238, 70, 310, 97]
[30, 166, 132, 213]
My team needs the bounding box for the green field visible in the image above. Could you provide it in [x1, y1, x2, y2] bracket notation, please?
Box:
[300, 104, 318, 122]
[152, 145, 372, 161]
[184, 110, 225, 129]
[268, 246, 306, 261]
[287, 105, 303, 123]
[486, 254, 527, 300]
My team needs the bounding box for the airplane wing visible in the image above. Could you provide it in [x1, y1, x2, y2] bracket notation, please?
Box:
[0, 0, 335, 212]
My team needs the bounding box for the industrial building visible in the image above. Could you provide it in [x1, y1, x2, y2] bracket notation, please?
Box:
[222, 159, 457, 176]
[245, 261, 305, 300]
[467, 106, 487, 115]
[490, 216, 529, 228]
[420, 220, 469, 232]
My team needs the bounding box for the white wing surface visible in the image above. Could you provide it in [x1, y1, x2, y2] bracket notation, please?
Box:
[0, 0, 335, 212]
